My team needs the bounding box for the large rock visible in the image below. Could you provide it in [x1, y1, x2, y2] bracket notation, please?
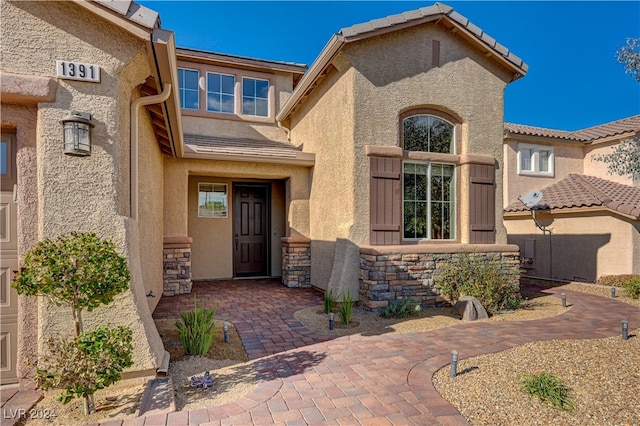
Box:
[453, 296, 489, 321]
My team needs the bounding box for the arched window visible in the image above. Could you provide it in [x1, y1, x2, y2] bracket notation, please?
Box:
[402, 115, 454, 154]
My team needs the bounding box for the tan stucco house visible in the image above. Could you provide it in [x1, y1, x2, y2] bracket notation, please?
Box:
[503, 115, 640, 282]
[1, 1, 526, 386]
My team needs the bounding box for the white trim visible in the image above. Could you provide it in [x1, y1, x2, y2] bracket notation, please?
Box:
[517, 143, 554, 177]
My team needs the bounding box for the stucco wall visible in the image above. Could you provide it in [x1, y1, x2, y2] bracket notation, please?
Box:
[584, 139, 639, 186]
[505, 212, 640, 281]
[503, 139, 584, 206]
[2, 1, 165, 377]
[287, 22, 513, 290]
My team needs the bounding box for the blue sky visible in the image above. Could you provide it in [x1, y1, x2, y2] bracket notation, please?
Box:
[138, 1, 640, 131]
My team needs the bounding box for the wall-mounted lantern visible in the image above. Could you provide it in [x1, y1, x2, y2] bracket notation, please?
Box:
[61, 111, 93, 156]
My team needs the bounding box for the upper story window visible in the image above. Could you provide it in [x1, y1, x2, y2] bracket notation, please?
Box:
[207, 72, 235, 114]
[177, 65, 274, 121]
[242, 77, 269, 117]
[178, 68, 199, 110]
[518, 143, 554, 176]
[403, 115, 455, 154]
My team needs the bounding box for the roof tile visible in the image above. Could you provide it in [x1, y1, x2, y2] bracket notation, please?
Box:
[505, 174, 640, 219]
[505, 114, 640, 142]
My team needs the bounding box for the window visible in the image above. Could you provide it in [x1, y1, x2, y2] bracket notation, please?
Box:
[403, 162, 455, 240]
[242, 77, 269, 117]
[517, 144, 554, 176]
[198, 183, 228, 218]
[1, 132, 16, 192]
[403, 115, 454, 153]
[178, 68, 199, 110]
[207, 72, 235, 113]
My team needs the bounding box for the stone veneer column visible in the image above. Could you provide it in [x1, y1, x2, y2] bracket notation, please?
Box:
[163, 236, 193, 296]
[281, 236, 311, 288]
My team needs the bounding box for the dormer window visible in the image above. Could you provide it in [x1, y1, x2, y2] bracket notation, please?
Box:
[242, 77, 269, 117]
[206, 72, 235, 114]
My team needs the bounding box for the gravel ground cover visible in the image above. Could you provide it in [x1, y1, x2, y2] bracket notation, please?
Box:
[433, 282, 640, 426]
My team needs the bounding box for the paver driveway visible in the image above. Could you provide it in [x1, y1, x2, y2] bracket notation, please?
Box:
[102, 280, 640, 425]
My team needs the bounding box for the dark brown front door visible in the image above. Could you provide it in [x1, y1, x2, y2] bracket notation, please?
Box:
[233, 184, 269, 277]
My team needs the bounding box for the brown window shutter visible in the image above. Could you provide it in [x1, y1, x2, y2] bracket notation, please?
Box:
[370, 156, 401, 245]
[469, 163, 496, 243]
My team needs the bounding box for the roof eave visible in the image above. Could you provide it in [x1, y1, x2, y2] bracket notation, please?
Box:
[78, 0, 159, 39]
[151, 29, 184, 158]
[182, 147, 316, 167]
[277, 5, 527, 124]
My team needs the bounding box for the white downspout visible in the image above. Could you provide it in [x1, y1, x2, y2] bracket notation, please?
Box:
[130, 83, 172, 220]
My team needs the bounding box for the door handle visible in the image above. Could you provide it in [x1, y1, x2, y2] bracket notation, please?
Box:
[234, 234, 238, 251]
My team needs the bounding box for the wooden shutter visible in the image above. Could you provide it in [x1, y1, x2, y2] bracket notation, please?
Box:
[469, 163, 496, 243]
[370, 156, 401, 245]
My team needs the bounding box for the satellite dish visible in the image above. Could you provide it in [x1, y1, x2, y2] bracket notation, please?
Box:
[521, 191, 543, 208]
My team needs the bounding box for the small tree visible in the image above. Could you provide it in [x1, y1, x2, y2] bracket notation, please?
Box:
[13, 232, 133, 414]
[592, 137, 640, 180]
[617, 37, 640, 82]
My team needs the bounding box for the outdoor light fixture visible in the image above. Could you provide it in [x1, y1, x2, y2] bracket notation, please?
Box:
[329, 312, 335, 331]
[450, 350, 458, 378]
[62, 111, 93, 156]
[223, 321, 230, 343]
[611, 287, 616, 298]
[561, 293, 567, 308]
[622, 320, 629, 341]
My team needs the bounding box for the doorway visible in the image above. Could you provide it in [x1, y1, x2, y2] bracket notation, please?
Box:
[233, 183, 270, 277]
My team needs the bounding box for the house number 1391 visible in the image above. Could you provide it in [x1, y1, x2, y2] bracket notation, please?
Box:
[56, 60, 100, 83]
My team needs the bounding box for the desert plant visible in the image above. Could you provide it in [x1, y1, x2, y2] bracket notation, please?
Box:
[175, 294, 217, 355]
[381, 297, 420, 319]
[623, 276, 640, 299]
[12, 232, 132, 414]
[521, 371, 575, 412]
[323, 289, 337, 314]
[35, 326, 133, 404]
[338, 291, 353, 325]
[596, 274, 640, 287]
[434, 253, 521, 313]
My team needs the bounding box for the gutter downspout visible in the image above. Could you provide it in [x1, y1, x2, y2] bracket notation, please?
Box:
[130, 83, 172, 220]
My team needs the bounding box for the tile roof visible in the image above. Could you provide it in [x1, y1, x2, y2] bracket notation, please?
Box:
[183, 134, 314, 165]
[504, 174, 640, 219]
[339, 3, 528, 73]
[505, 114, 640, 142]
[94, 0, 159, 29]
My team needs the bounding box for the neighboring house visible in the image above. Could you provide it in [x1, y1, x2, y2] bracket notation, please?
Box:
[503, 115, 640, 282]
[1, 0, 525, 387]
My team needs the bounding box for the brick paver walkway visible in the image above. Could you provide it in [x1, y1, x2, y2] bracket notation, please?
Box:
[96, 281, 639, 425]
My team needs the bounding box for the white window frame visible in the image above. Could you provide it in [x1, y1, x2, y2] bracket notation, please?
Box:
[517, 143, 554, 176]
[402, 161, 456, 241]
[198, 183, 228, 218]
[178, 68, 200, 110]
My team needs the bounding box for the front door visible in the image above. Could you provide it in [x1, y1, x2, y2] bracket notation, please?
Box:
[0, 132, 18, 385]
[233, 184, 269, 277]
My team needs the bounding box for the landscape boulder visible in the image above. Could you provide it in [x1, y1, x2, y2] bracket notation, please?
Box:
[452, 296, 489, 321]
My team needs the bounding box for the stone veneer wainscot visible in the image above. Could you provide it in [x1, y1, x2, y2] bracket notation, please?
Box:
[281, 236, 311, 288]
[163, 236, 193, 296]
[359, 244, 521, 309]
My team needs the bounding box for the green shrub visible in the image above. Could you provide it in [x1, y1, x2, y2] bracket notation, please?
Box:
[596, 274, 640, 287]
[323, 289, 337, 314]
[35, 326, 133, 405]
[434, 253, 521, 313]
[623, 276, 640, 299]
[12, 232, 132, 414]
[175, 294, 217, 355]
[338, 292, 353, 325]
[381, 297, 420, 319]
[521, 371, 575, 412]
